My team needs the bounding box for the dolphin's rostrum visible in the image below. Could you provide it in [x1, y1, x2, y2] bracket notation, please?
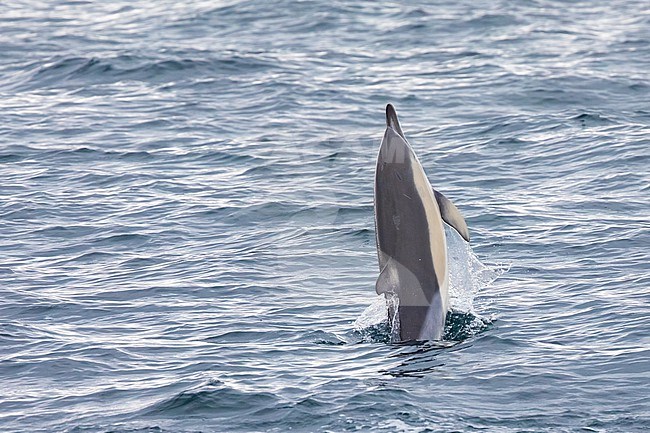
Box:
[374, 104, 470, 341]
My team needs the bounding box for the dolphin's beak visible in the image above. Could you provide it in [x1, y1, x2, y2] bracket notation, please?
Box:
[385, 104, 405, 139]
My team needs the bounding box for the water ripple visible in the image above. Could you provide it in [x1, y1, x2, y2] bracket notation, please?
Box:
[1, 0, 649, 432]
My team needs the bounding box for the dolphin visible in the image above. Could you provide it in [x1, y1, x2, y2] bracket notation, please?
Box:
[374, 104, 470, 342]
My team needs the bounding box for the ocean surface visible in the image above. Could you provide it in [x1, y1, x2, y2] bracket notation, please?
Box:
[1, 1, 649, 432]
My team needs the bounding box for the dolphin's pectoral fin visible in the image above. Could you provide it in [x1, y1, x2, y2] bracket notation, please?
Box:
[434, 189, 470, 242]
[375, 257, 399, 295]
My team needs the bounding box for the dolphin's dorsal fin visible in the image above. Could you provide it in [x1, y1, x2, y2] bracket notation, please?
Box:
[375, 257, 399, 295]
[385, 104, 405, 139]
[434, 190, 470, 242]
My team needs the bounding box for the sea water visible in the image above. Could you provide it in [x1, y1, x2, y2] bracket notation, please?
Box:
[1, 1, 649, 432]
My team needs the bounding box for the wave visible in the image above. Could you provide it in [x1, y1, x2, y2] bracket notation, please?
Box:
[9, 51, 279, 92]
[143, 380, 280, 418]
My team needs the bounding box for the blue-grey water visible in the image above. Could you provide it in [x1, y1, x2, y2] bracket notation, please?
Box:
[1, 1, 649, 432]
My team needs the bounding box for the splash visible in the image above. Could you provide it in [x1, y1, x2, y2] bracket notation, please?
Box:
[352, 294, 392, 343]
[354, 226, 506, 343]
[445, 225, 506, 314]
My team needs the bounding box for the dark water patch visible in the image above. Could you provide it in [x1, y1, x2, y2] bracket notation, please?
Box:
[12, 300, 79, 318]
[628, 82, 648, 92]
[225, 201, 307, 222]
[93, 233, 151, 248]
[444, 310, 493, 341]
[17, 51, 280, 91]
[239, 163, 276, 177]
[464, 13, 524, 28]
[2, 355, 117, 378]
[69, 251, 116, 263]
[382, 341, 456, 377]
[144, 380, 280, 418]
[0, 153, 24, 163]
[118, 59, 211, 81]
[116, 151, 155, 162]
[119, 256, 166, 268]
[193, 150, 264, 165]
[345, 227, 374, 245]
[32, 224, 97, 239]
[572, 112, 615, 127]
[9, 57, 96, 90]
[67, 426, 163, 433]
[71, 172, 151, 188]
[46, 147, 155, 163]
[332, 205, 374, 219]
[0, 323, 35, 343]
[352, 321, 392, 344]
[205, 330, 293, 344]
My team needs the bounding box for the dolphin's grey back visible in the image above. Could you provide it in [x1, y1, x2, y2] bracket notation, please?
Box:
[374, 108, 448, 341]
[374, 104, 470, 341]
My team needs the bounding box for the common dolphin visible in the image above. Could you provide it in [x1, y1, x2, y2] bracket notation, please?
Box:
[374, 104, 470, 342]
